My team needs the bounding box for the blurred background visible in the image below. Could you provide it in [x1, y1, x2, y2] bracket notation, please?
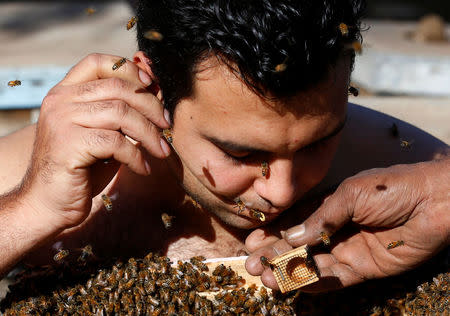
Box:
[0, 0, 449, 144]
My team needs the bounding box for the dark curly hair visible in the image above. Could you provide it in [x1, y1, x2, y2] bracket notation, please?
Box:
[136, 0, 366, 118]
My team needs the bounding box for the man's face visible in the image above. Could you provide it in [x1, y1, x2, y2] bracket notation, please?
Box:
[167, 56, 350, 229]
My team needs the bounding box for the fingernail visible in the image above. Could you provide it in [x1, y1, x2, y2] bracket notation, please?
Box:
[145, 160, 151, 175]
[163, 108, 171, 126]
[138, 69, 152, 86]
[285, 223, 305, 242]
[160, 138, 171, 157]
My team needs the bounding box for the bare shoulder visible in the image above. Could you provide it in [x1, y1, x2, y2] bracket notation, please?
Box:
[0, 124, 36, 194]
[318, 103, 449, 189]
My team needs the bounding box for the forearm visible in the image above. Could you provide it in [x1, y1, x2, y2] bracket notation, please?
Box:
[0, 188, 63, 278]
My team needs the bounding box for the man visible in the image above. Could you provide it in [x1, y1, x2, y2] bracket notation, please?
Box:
[0, 0, 448, 292]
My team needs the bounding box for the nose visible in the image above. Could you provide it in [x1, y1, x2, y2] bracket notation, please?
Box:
[253, 156, 298, 210]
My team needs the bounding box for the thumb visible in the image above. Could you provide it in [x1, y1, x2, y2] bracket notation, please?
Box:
[284, 185, 356, 247]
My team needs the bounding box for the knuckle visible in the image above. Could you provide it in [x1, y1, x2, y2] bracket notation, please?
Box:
[108, 77, 128, 91]
[85, 53, 102, 68]
[113, 100, 129, 119]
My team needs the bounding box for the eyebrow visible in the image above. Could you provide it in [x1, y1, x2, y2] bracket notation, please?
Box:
[206, 116, 348, 154]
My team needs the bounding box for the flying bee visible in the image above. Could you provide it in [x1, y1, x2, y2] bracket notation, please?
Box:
[78, 244, 93, 262]
[250, 208, 266, 222]
[387, 240, 404, 249]
[350, 40, 363, 54]
[338, 23, 349, 36]
[274, 63, 287, 73]
[53, 249, 69, 262]
[320, 231, 331, 246]
[127, 16, 137, 30]
[112, 57, 127, 71]
[348, 86, 359, 97]
[144, 30, 164, 41]
[260, 256, 272, 268]
[102, 194, 113, 211]
[261, 161, 269, 177]
[233, 197, 246, 215]
[8, 80, 21, 87]
[161, 212, 175, 229]
[400, 139, 414, 150]
[162, 128, 173, 144]
[85, 7, 96, 15]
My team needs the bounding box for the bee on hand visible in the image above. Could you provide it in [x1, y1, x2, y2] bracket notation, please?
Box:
[233, 197, 246, 215]
[8, 80, 21, 87]
[387, 240, 404, 250]
[112, 58, 127, 71]
[102, 194, 113, 212]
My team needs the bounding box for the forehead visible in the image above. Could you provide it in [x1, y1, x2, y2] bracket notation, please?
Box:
[176, 57, 349, 151]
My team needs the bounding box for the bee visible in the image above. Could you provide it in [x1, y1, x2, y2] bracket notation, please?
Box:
[144, 30, 164, 41]
[390, 123, 399, 138]
[85, 7, 96, 15]
[350, 40, 363, 54]
[8, 80, 21, 87]
[101, 194, 113, 211]
[260, 256, 272, 268]
[400, 139, 414, 150]
[348, 86, 359, 97]
[339, 23, 349, 36]
[233, 197, 246, 215]
[78, 244, 93, 262]
[250, 208, 266, 222]
[261, 161, 269, 177]
[161, 212, 175, 229]
[162, 128, 173, 144]
[387, 240, 404, 249]
[274, 63, 287, 73]
[320, 231, 331, 246]
[127, 16, 137, 30]
[53, 249, 69, 262]
[112, 57, 127, 71]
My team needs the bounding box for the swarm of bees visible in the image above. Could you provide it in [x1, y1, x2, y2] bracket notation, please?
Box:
[127, 16, 137, 30]
[7, 80, 21, 87]
[261, 161, 269, 177]
[144, 30, 164, 41]
[112, 57, 127, 71]
[1, 252, 299, 315]
[161, 212, 175, 230]
[387, 240, 405, 250]
[101, 194, 113, 212]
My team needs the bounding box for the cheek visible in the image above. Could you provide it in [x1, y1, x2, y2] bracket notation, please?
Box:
[197, 159, 253, 196]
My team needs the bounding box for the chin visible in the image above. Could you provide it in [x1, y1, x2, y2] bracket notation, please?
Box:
[210, 208, 269, 230]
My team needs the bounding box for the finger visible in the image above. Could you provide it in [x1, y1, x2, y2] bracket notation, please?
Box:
[61, 53, 151, 89]
[63, 78, 168, 129]
[245, 228, 282, 253]
[245, 239, 293, 276]
[71, 100, 170, 159]
[77, 127, 151, 176]
[284, 185, 354, 248]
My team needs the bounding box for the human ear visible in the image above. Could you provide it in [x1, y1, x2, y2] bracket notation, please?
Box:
[133, 51, 162, 100]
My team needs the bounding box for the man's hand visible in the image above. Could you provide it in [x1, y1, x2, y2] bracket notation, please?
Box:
[19, 53, 170, 231]
[245, 159, 449, 292]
